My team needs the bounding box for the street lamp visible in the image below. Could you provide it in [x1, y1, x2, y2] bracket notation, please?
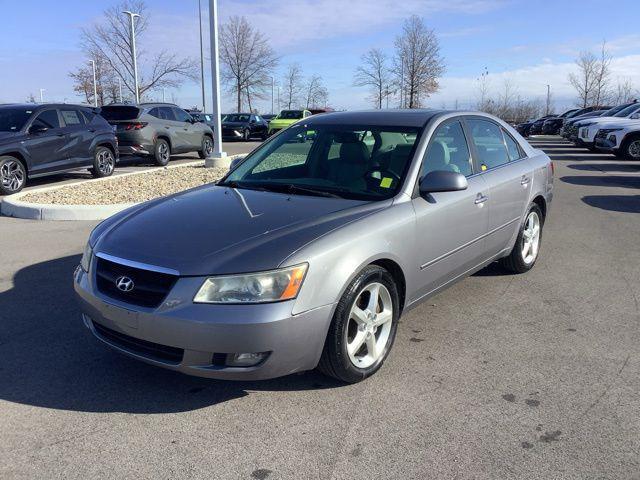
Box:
[123, 10, 140, 104]
[90, 60, 98, 107]
[198, 0, 206, 111]
[207, 0, 227, 166]
[39, 89, 45, 103]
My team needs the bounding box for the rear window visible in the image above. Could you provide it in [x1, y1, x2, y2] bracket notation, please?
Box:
[100, 106, 141, 121]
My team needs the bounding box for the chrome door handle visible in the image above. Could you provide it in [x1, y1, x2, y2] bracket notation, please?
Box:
[475, 193, 488, 205]
[521, 176, 530, 185]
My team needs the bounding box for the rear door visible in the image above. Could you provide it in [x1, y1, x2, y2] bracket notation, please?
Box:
[23, 108, 69, 175]
[60, 108, 93, 167]
[411, 118, 490, 301]
[466, 117, 532, 257]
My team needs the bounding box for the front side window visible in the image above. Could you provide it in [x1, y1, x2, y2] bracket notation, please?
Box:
[61, 109, 84, 126]
[0, 107, 34, 132]
[220, 123, 421, 201]
[32, 110, 60, 130]
[420, 121, 472, 178]
[467, 119, 509, 171]
[225, 114, 250, 122]
[172, 108, 192, 123]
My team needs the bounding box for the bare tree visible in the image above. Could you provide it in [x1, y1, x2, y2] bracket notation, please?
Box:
[77, 1, 197, 102]
[282, 64, 303, 109]
[393, 15, 445, 108]
[612, 78, 637, 104]
[354, 48, 391, 109]
[591, 42, 612, 106]
[568, 50, 598, 108]
[220, 16, 279, 112]
[26, 93, 37, 103]
[304, 75, 328, 109]
[476, 67, 490, 111]
[69, 56, 120, 106]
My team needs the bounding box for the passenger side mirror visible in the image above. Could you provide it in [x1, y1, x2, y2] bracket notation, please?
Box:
[419, 171, 468, 195]
[229, 156, 245, 170]
[29, 124, 49, 135]
[630, 113, 640, 119]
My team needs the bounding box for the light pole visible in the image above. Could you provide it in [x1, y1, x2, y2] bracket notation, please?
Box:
[271, 76, 275, 114]
[198, 0, 206, 111]
[39, 89, 45, 102]
[545, 84, 551, 116]
[207, 0, 227, 166]
[123, 10, 140, 104]
[90, 60, 98, 107]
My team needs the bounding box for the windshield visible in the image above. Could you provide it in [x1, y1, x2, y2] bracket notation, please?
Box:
[220, 123, 422, 201]
[614, 103, 640, 117]
[0, 107, 34, 132]
[224, 114, 250, 123]
[278, 110, 304, 120]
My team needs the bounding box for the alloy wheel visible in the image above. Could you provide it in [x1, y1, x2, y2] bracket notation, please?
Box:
[159, 142, 169, 162]
[0, 160, 25, 192]
[628, 140, 640, 160]
[521, 211, 541, 265]
[346, 282, 394, 369]
[97, 150, 115, 175]
[204, 138, 213, 156]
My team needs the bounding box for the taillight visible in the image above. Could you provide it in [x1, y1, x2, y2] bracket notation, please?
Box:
[124, 122, 147, 131]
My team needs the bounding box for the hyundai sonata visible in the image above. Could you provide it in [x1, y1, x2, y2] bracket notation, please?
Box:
[74, 110, 553, 383]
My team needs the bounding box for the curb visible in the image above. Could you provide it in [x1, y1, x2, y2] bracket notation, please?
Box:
[1, 154, 244, 221]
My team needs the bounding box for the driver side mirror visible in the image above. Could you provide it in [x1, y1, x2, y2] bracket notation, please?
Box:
[29, 124, 49, 135]
[631, 113, 640, 120]
[419, 171, 468, 196]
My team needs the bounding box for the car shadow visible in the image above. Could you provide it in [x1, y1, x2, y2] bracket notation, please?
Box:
[582, 195, 640, 213]
[549, 154, 615, 161]
[559, 175, 640, 189]
[0, 255, 342, 414]
[472, 262, 512, 277]
[567, 163, 640, 173]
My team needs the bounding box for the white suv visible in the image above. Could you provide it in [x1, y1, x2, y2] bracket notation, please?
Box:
[594, 120, 640, 159]
[577, 103, 640, 150]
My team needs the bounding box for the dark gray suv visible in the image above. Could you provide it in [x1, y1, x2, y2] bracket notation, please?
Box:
[100, 103, 214, 166]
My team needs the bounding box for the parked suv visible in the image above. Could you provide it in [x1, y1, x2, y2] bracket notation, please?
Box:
[221, 113, 268, 141]
[0, 103, 118, 195]
[100, 103, 214, 166]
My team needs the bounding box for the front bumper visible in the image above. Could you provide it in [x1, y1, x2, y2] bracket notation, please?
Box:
[594, 136, 617, 151]
[74, 265, 335, 380]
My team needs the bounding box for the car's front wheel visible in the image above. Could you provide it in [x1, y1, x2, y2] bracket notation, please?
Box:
[621, 135, 640, 161]
[154, 139, 171, 166]
[500, 203, 544, 273]
[198, 135, 213, 159]
[318, 265, 399, 383]
[0, 156, 26, 195]
[90, 146, 116, 178]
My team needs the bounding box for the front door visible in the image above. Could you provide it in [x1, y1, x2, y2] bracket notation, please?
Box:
[60, 108, 93, 167]
[23, 108, 68, 175]
[412, 119, 490, 302]
[172, 107, 201, 151]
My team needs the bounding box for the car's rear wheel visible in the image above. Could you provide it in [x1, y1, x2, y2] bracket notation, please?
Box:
[500, 204, 544, 273]
[318, 265, 399, 383]
[0, 156, 26, 195]
[198, 135, 213, 159]
[621, 135, 640, 161]
[90, 146, 115, 178]
[154, 139, 170, 166]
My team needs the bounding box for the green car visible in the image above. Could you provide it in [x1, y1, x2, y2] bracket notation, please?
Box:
[267, 109, 312, 136]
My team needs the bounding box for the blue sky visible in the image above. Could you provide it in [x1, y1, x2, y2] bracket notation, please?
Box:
[1, 0, 639, 112]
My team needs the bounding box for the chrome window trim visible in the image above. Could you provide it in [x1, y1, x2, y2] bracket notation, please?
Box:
[95, 252, 180, 276]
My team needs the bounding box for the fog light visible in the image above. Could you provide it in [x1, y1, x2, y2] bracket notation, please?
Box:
[226, 352, 269, 367]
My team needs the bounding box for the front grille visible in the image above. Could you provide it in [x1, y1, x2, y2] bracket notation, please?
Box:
[93, 321, 183, 364]
[95, 257, 177, 308]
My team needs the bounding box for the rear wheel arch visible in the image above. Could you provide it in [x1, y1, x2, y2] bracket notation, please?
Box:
[532, 195, 547, 220]
[156, 135, 171, 150]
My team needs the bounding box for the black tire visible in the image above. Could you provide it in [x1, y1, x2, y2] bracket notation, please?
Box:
[500, 204, 544, 273]
[154, 138, 171, 166]
[89, 146, 116, 178]
[620, 135, 640, 161]
[0, 156, 27, 195]
[261, 131, 268, 141]
[317, 265, 400, 383]
[613, 149, 627, 159]
[242, 129, 250, 141]
[198, 135, 213, 159]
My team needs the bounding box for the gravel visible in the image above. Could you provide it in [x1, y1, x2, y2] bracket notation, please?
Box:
[21, 163, 229, 205]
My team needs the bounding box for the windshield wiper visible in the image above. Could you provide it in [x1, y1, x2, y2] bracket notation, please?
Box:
[285, 184, 342, 198]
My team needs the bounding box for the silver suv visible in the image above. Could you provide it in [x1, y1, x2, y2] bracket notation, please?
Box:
[100, 103, 214, 165]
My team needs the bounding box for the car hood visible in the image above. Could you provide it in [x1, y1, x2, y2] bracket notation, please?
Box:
[593, 119, 640, 129]
[270, 118, 300, 128]
[93, 185, 386, 276]
[0, 131, 19, 143]
[576, 116, 632, 127]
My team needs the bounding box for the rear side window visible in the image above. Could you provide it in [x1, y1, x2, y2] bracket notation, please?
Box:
[421, 121, 472, 177]
[32, 110, 60, 129]
[159, 107, 176, 121]
[503, 129, 523, 161]
[467, 119, 509, 171]
[100, 106, 141, 121]
[61, 109, 84, 126]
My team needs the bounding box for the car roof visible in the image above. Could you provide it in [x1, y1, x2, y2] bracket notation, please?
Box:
[0, 103, 92, 110]
[303, 109, 445, 127]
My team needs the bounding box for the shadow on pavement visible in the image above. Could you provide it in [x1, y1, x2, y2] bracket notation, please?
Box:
[0, 255, 341, 414]
[567, 163, 640, 172]
[549, 154, 615, 161]
[582, 195, 640, 213]
[559, 175, 640, 189]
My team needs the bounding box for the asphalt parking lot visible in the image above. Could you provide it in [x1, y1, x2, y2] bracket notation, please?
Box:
[1, 136, 639, 479]
[21, 140, 260, 193]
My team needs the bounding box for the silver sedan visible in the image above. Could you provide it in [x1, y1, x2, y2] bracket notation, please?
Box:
[74, 109, 553, 383]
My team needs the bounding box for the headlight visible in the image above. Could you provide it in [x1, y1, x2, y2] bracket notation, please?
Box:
[194, 264, 308, 304]
[80, 242, 93, 272]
